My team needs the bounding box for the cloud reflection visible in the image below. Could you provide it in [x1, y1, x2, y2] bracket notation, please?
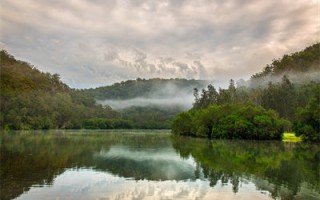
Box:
[16, 169, 273, 200]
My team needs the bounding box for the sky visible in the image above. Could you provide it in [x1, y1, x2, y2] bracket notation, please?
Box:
[1, 0, 319, 89]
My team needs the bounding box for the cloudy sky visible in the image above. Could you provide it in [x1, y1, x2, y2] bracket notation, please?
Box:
[1, 0, 319, 88]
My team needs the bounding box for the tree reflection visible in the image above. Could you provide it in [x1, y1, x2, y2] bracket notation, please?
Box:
[1, 131, 319, 200]
[171, 136, 320, 199]
[0, 130, 177, 200]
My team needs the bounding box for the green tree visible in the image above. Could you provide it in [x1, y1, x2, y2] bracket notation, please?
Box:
[293, 86, 320, 142]
[171, 112, 193, 136]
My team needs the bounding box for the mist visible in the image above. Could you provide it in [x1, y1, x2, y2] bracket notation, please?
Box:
[95, 79, 211, 110]
[248, 70, 320, 88]
[97, 96, 195, 110]
[94, 71, 320, 110]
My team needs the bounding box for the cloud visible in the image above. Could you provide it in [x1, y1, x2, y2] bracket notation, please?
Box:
[1, 0, 318, 88]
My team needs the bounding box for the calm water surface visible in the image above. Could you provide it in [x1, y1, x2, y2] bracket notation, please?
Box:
[1, 130, 319, 200]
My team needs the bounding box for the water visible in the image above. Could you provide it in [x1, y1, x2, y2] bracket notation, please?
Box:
[1, 130, 319, 200]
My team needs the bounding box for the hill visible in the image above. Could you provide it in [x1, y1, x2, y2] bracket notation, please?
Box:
[172, 43, 320, 141]
[81, 78, 208, 100]
[0, 50, 121, 130]
[250, 43, 320, 85]
[0, 50, 186, 129]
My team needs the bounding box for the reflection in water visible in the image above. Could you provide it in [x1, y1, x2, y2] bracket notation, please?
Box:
[16, 169, 272, 200]
[95, 146, 196, 180]
[172, 137, 320, 200]
[0, 130, 319, 200]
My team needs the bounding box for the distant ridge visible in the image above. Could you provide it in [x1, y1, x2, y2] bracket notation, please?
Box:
[251, 43, 319, 79]
[81, 78, 208, 100]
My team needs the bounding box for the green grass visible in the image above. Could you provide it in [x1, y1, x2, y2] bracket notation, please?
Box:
[282, 132, 302, 142]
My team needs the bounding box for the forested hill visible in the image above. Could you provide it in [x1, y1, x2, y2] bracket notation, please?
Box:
[251, 43, 320, 82]
[0, 50, 191, 130]
[0, 50, 121, 130]
[0, 50, 69, 93]
[172, 43, 320, 141]
[81, 78, 208, 100]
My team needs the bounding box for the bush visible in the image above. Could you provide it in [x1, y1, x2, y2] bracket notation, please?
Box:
[172, 104, 286, 140]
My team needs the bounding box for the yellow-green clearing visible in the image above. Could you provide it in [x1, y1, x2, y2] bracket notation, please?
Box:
[282, 132, 302, 142]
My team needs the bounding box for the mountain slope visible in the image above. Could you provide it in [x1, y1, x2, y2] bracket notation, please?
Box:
[0, 50, 119, 130]
[251, 43, 320, 81]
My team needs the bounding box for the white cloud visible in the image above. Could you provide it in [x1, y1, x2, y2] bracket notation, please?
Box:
[1, 0, 318, 88]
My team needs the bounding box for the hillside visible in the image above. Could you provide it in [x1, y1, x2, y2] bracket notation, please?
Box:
[0, 50, 121, 130]
[251, 43, 320, 84]
[0, 51, 69, 94]
[0, 50, 185, 130]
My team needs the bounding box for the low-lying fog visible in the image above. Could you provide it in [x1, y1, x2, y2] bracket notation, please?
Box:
[97, 95, 194, 110]
[95, 71, 320, 110]
[96, 80, 213, 110]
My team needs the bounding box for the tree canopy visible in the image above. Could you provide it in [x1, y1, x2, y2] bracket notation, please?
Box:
[172, 104, 287, 140]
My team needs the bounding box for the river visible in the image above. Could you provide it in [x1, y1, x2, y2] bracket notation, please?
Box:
[1, 130, 319, 200]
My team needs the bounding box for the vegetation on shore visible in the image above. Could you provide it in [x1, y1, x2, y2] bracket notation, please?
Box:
[172, 43, 320, 141]
[172, 104, 287, 140]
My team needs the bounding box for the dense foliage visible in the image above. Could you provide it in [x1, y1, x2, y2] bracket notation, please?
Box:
[172, 104, 287, 139]
[293, 85, 320, 142]
[0, 50, 122, 130]
[174, 43, 320, 141]
[193, 77, 319, 121]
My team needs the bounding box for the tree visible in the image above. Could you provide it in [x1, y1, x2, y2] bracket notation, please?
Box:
[171, 112, 193, 136]
[293, 86, 320, 142]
